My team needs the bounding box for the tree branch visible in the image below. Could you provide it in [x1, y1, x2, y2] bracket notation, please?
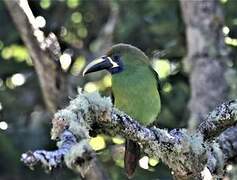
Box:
[21, 91, 237, 179]
[5, 0, 109, 179]
[198, 100, 237, 139]
[91, 1, 119, 55]
[180, 0, 229, 130]
[4, 0, 68, 112]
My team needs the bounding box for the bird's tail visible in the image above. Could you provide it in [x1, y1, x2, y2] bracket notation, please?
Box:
[124, 139, 140, 179]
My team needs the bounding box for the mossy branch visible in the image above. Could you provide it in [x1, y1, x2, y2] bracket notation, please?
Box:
[22, 91, 237, 179]
[198, 100, 237, 139]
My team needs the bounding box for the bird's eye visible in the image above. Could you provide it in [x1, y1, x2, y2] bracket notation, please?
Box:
[113, 54, 120, 62]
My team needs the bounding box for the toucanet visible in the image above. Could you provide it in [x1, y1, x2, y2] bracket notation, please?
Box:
[83, 43, 161, 178]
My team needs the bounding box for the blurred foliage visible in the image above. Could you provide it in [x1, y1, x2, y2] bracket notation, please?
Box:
[0, 0, 237, 179]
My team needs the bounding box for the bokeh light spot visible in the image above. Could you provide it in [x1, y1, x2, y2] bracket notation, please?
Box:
[35, 16, 46, 28]
[60, 27, 68, 37]
[139, 156, 149, 169]
[89, 135, 106, 151]
[222, 26, 230, 35]
[0, 121, 8, 130]
[0, 44, 31, 64]
[225, 37, 237, 46]
[11, 73, 26, 87]
[1, 47, 13, 59]
[112, 136, 125, 144]
[71, 12, 82, 23]
[220, 0, 228, 3]
[34, 30, 44, 42]
[226, 165, 233, 172]
[6, 78, 14, 89]
[152, 59, 171, 79]
[70, 56, 86, 75]
[148, 158, 159, 166]
[60, 53, 72, 71]
[84, 82, 97, 92]
[40, 0, 51, 9]
[67, 0, 80, 9]
[163, 82, 172, 93]
[77, 27, 88, 38]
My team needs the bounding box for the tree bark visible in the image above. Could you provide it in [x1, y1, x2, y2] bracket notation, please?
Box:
[4, 0, 69, 113]
[91, 1, 119, 55]
[180, 0, 229, 129]
[4, 0, 109, 179]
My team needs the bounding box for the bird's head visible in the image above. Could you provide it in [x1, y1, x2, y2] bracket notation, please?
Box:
[83, 43, 149, 76]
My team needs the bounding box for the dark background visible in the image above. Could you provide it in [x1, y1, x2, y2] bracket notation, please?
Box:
[0, 0, 237, 179]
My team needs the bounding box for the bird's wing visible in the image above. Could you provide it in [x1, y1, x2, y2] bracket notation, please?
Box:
[148, 65, 162, 125]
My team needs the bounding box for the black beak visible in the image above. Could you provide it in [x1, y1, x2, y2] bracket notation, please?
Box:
[83, 56, 119, 76]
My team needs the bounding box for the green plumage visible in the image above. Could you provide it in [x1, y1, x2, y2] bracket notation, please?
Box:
[83, 43, 161, 178]
[108, 44, 161, 125]
[107, 44, 161, 178]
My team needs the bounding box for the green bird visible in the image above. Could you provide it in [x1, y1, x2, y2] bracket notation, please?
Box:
[83, 44, 161, 178]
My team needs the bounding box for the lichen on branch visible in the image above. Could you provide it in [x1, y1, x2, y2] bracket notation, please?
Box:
[22, 91, 237, 179]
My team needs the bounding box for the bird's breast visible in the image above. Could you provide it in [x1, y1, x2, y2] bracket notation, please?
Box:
[111, 69, 161, 126]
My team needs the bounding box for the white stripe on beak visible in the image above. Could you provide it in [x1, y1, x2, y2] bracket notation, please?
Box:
[107, 56, 119, 68]
[82, 56, 119, 76]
